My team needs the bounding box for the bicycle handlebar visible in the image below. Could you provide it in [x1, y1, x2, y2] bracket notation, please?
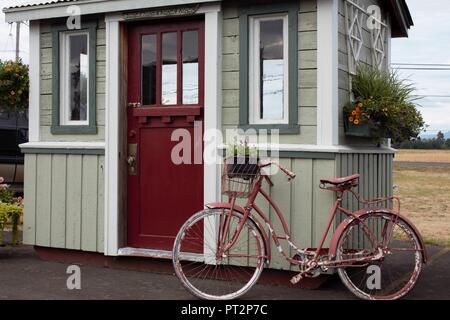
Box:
[259, 161, 297, 180]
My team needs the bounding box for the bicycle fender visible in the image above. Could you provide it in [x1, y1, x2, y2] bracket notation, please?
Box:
[328, 208, 427, 263]
[205, 202, 271, 265]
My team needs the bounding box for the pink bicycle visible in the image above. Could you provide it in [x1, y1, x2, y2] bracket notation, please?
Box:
[172, 159, 426, 300]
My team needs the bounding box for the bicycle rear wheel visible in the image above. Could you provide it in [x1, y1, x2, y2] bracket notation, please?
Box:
[172, 208, 266, 300]
[336, 212, 423, 300]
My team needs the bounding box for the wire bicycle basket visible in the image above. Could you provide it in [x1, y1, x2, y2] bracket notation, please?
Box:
[222, 156, 260, 198]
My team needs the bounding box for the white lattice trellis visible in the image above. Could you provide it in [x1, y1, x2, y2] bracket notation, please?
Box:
[345, 0, 365, 75]
[370, 17, 387, 70]
[345, 0, 388, 74]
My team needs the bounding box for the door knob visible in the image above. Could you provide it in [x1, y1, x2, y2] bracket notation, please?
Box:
[128, 102, 141, 108]
[127, 155, 136, 166]
[128, 143, 138, 176]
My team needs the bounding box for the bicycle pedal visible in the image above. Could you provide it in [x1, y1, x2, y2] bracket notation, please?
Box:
[290, 273, 303, 285]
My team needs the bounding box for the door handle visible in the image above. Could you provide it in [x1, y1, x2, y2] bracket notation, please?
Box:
[127, 155, 136, 166]
[128, 143, 138, 176]
[128, 102, 141, 108]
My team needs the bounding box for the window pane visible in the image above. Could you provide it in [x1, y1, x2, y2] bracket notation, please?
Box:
[69, 34, 88, 121]
[162, 32, 177, 105]
[182, 31, 199, 105]
[142, 34, 157, 105]
[260, 19, 284, 120]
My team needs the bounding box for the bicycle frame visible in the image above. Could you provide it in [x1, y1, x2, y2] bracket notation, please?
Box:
[218, 174, 391, 269]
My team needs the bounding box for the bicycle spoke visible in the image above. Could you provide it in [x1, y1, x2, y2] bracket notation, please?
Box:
[336, 213, 423, 300]
[173, 209, 265, 299]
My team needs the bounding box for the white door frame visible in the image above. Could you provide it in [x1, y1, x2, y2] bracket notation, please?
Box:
[104, 4, 222, 256]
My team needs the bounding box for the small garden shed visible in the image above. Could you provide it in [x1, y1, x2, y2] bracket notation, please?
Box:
[4, 0, 412, 270]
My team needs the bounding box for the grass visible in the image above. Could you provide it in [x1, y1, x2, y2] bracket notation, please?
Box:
[395, 149, 450, 163]
[393, 164, 450, 247]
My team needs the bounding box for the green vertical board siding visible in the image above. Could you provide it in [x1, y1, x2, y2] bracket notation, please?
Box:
[312, 160, 336, 246]
[22, 153, 105, 253]
[97, 156, 105, 252]
[290, 159, 313, 249]
[50, 154, 67, 248]
[337, 152, 395, 214]
[23, 154, 37, 245]
[270, 158, 292, 270]
[81, 156, 99, 251]
[35, 154, 52, 246]
[66, 155, 82, 250]
[336, 152, 394, 247]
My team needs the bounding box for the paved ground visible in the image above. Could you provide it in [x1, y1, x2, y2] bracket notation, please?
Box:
[0, 244, 449, 300]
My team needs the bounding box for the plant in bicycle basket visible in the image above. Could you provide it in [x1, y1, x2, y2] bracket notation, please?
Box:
[225, 138, 259, 178]
[343, 65, 425, 144]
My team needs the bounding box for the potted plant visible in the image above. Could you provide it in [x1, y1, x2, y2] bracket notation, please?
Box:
[343, 66, 425, 144]
[225, 138, 259, 178]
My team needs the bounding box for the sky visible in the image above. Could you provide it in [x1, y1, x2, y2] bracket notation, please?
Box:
[0, 0, 450, 134]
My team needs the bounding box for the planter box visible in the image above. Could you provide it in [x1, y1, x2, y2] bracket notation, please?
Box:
[344, 119, 374, 138]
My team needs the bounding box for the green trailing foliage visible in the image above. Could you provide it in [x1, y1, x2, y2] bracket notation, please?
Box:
[344, 65, 426, 144]
[0, 177, 23, 246]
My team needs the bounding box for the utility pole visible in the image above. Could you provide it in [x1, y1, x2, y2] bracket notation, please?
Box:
[15, 22, 21, 61]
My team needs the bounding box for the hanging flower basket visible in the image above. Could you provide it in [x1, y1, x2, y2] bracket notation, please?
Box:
[342, 66, 425, 144]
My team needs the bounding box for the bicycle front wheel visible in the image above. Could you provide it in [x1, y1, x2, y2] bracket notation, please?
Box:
[172, 209, 266, 300]
[336, 212, 423, 300]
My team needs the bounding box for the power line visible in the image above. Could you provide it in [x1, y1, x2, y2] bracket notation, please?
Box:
[413, 95, 450, 98]
[392, 63, 450, 67]
[393, 67, 450, 71]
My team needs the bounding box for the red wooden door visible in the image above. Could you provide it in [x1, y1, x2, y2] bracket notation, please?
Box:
[127, 19, 204, 251]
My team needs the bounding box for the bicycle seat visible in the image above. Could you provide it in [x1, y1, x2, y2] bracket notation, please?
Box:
[320, 174, 360, 186]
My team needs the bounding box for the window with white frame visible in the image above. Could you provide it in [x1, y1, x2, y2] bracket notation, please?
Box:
[249, 13, 289, 125]
[59, 31, 89, 125]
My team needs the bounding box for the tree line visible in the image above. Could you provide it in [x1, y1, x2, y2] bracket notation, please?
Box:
[395, 131, 450, 149]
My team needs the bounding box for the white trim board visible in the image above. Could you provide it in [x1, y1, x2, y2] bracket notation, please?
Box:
[20, 141, 105, 150]
[104, 16, 120, 256]
[316, 0, 339, 146]
[29, 21, 40, 143]
[218, 143, 397, 154]
[4, 0, 221, 22]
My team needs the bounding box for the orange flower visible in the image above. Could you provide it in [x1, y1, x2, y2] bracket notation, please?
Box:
[348, 117, 354, 123]
[352, 110, 357, 116]
[354, 119, 360, 125]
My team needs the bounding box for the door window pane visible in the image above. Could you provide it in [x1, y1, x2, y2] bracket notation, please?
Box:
[182, 31, 199, 105]
[69, 34, 88, 121]
[259, 19, 284, 120]
[162, 32, 178, 105]
[142, 34, 157, 105]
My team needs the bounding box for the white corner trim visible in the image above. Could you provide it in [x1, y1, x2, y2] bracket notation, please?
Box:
[104, 18, 120, 256]
[386, 16, 392, 70]
[29, 20, 40, 143]
[317, 0, 339, 146]
[19, 141, 105, 150]
[204, 7, 222, 205]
